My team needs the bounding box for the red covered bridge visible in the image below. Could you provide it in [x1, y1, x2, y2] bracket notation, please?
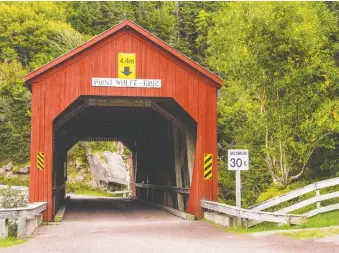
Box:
[24, 20, 223, 221]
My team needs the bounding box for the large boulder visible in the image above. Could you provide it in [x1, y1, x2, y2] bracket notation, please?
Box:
[86, 154, 109, 187]
[86, 151, 129, 189]
[103, 151, 129, 186]
[15, 165, 30, 175]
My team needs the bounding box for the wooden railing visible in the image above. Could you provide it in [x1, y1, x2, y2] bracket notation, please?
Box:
[201, 177, 339, 227]
[52, 184, 65, 194]
[135, 183, 190, 194]
[201, 200, 306, 226]
[247, 177, 339, 227]
[136, 183, 190, 211]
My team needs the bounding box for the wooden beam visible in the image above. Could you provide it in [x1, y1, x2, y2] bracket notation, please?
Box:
[186, 132, 196, 185]
[54, 101, 89, 132]
[173, 123, 185, 211]
[135, 183, 190, 194]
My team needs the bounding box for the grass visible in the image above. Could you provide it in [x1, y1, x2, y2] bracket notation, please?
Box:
[71, 188, 119, 197]
[0, 237, 28, 248]
[226, 210, 339, 234]
[280, 228, 339, 239]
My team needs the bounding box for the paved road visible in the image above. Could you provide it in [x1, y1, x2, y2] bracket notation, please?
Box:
[3, 198, 339, 253]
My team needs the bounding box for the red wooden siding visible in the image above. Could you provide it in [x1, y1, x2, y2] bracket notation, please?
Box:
[25, 21, 222, 221]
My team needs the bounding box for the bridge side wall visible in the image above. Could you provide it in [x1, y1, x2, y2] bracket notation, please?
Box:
[29, 28, 218, 221]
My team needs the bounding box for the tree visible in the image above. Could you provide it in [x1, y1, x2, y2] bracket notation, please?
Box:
[65, 2, 136, 36]
[208, 2, 339, 188]
[0, 2, 84, 70]
[0, 61, 30, 163]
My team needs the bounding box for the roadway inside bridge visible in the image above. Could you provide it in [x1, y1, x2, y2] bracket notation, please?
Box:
[64, 195, 180, 223]
[4, 196, 337, 253]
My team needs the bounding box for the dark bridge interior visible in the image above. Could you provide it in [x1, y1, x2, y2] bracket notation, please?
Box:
[52, 96, 197, 216]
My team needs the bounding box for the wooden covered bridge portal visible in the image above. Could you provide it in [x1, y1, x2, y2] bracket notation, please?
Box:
[24, 20, 223, 221]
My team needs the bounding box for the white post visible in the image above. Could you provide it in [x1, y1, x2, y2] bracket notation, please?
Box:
[316, 189, 321, 209]
[236, 170, 241, 208]
[17, 217, 27, 239]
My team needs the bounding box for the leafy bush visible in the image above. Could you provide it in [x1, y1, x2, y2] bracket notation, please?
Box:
[0, 188, 28, 209]
[8, 221, 18, 237]
[66, 181, 118, 197]
[0, 176, 29, 186]
[256, 181, 311, 203]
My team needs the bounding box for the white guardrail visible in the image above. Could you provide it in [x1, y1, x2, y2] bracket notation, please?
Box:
[201, 200, 306, 226]
[201, 177, 339, 227]
[0, 202, 47, 239]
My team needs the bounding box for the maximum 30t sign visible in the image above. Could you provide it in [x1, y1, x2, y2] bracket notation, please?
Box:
[228, 149, 249, 171]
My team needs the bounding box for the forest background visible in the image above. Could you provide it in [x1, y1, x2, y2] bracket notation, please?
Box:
[1, 1, 339, 207]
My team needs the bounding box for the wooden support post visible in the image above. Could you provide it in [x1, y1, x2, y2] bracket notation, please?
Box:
[164, 172, 174, 208]
[173, 123, 185, 211]
[186, 132, 196, 186]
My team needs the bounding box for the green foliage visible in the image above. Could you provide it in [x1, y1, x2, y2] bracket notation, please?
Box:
[0, 61, 30, 163]
[65, 2, 135, 36]
[66, 181, 118, 197]
[0, 2, 84, 69]
[209, 2, 339, 192]
[0, 188, 28, 208]
[280, 228, 339, 239]
[0, 175, 29, 186]
[256, 181, 311, 203]
[8, 221, 18, 238]
[68, 141, 118, 165]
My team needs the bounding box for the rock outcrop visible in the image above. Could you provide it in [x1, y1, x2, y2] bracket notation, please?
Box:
[0, 162, 13, 175]
[15, 165, 30, 175]
[86, 151, 129, 191]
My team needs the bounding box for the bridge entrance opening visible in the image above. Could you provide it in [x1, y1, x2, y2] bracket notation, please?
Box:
[52, 96, 197, 217]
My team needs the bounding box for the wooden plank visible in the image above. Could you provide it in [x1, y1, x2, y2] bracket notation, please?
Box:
[201, 200, 306, 225]
[277, 191, 339, 214]
[250, 177, 339, 211]
[306, 203, 339, 218]
[249, 191, 339, 227]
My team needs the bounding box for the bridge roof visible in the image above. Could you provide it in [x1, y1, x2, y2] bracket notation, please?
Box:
[24, 20, 223, 88]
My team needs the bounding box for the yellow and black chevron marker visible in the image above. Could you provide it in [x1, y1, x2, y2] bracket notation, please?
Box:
[204, 154, 213, 180]
[37, 152, 44, 171]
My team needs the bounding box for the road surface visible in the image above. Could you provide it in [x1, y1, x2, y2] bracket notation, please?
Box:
[3, 197, 339, 253]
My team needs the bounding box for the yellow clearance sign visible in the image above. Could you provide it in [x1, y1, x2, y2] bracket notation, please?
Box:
[118, 53, 136, 79]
